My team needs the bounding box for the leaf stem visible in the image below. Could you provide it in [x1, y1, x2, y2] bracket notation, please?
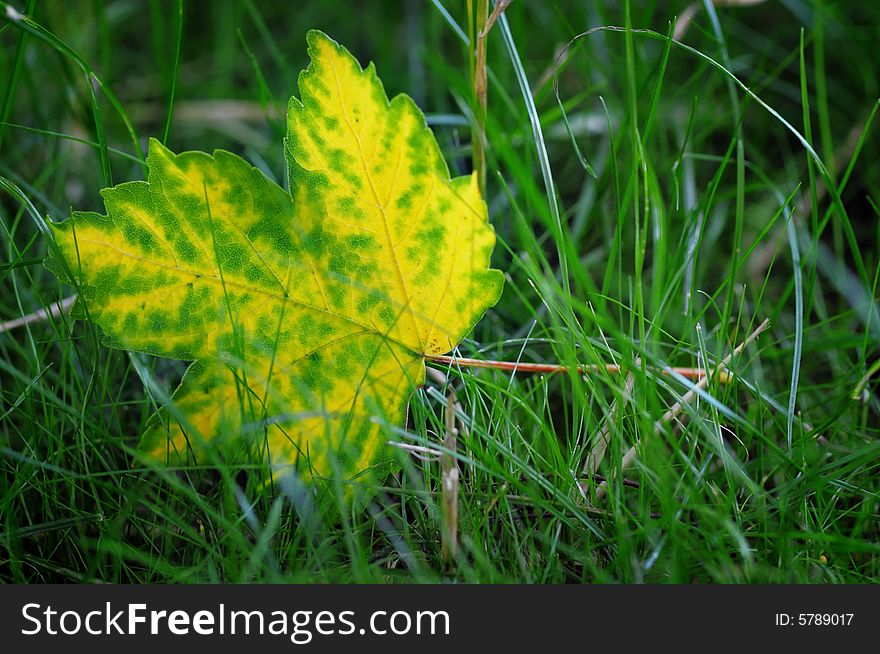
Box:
[426, 354, 731, 384]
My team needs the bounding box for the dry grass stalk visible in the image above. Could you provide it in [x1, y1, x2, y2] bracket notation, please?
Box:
[594, 318, 771, 501]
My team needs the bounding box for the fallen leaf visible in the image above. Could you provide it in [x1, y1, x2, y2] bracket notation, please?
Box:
[48, 31, 503, 490]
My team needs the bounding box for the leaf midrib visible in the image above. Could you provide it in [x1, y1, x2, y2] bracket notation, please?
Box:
[324, 53, 425, 353]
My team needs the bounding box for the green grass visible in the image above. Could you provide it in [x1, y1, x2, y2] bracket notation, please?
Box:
[1, 0, 879, 583]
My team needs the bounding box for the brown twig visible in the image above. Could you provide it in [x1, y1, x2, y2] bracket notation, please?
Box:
[480, 0, 513, 38]
[427, 354, 729, 383]
[471, 0, 511, 194]
[471, 0, 490, 194]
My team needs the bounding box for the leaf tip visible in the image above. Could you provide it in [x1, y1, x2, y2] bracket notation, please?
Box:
[146, 135, 172, 162]
[305, 29, 337, 56]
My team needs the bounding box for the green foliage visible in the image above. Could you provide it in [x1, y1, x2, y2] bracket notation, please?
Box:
[1, 1, 878, 583]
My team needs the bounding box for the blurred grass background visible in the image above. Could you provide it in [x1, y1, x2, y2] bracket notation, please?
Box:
[1, 0, 879, 582]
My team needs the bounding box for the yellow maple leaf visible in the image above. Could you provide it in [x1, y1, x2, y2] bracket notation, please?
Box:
[48, 31, 503, 489]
